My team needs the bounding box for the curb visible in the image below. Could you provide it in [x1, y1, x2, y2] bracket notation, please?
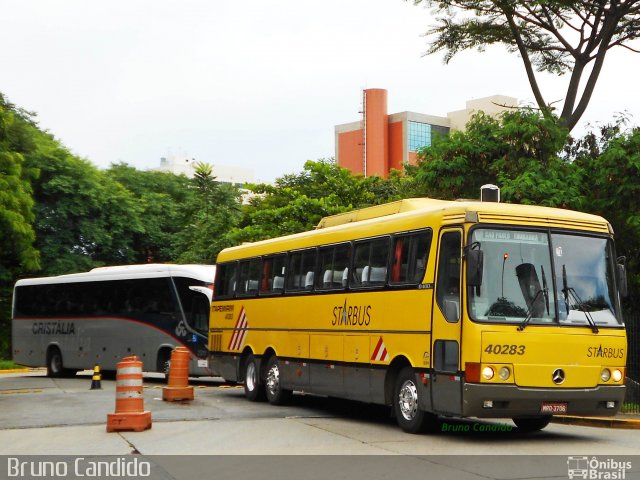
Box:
[552, 415, 640, 429]
[0, 368, 30, 374]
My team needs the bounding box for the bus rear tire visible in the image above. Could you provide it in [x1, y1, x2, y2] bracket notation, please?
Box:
[265, 356, 292, 405]
[46, 347, 65, 378]
[394, 366, 437, 434]
[513, 416, 551, 432]
[243, 354, 266, 402]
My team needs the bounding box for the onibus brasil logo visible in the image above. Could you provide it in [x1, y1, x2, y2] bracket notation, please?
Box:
[567, 456, 632, 479]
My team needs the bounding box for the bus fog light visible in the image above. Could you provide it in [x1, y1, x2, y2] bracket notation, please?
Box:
[499, 367, 510, 380]
[606, 401, 616, 409]
[612, 370, 623, 382]
[601, 369, 611, 382]
[482, 367, 494, 380]
[483, 400, 493, 409]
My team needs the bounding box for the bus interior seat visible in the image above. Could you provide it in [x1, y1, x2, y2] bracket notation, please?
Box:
[272, 276, 284, 291]
[245, 280, 259, 294]
[323, 270, 333, 288]
[304, 271, 315, 290]
[362, 266, 387, 286]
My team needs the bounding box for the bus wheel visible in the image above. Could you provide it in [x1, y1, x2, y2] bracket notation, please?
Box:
[243, 354, 266, 402]
[512, 416, 551, 432]
[394, 367, 436, 433]
[46, 347, 64, 378]
[157, 349, 172, 378]
[265, 356, 292, 405]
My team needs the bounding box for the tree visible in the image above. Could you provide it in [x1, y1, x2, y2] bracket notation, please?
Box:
[570, 122, 640, 309]
[414, 0, 640, 130]
[413, 109, 584, 207]
[174, 163, 242, 263]
[0, 94, 40, 282]
[225, 159, 404, 246]
[107, 163, 193, 262]
[0, 93, 40, 358]
[26, 134, 144, 274]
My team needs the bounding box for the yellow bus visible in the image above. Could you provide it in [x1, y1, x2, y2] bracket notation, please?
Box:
[208, 195, 628, 433]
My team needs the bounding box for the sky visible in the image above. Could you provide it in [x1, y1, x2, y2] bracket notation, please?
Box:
[2, 0, 640, 183]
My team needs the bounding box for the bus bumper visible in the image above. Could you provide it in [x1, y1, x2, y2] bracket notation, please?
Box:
[462, 383, 626, 418]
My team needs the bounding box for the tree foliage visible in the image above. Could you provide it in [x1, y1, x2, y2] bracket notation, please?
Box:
[107, 163, 193, 263]
[0, 94, 40, 282]
[414, 108, 583, 207]
[174, 162, 242, 264]
[26, 136, 144, 274]
[225, 159, 407, 245]
[414, 0, 640, 130]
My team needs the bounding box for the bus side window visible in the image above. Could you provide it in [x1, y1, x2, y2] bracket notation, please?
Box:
[261, 254, 286, 294]
[390, 230, 432, 285]
[316, 243, 351, 290]
[352, 237, 390, 288]
[237, 258, 261, 297]
[286, 249, 316, 292]
[215, 262, 238, 299]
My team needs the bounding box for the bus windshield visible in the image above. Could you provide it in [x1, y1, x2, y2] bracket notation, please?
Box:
[468, 228, 622, 327]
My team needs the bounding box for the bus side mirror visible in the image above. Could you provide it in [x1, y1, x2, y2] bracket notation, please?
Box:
[465, 244, 483, 288]
[617, 258, 628, 298]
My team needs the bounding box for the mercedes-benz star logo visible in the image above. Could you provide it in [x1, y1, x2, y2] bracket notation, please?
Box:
[552, 368, 566, 385]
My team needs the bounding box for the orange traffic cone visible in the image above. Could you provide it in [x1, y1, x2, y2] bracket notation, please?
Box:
[162, 347, 194, 402]
[106, 355, 152, 432]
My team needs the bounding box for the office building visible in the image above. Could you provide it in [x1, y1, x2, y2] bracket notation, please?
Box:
[335, 89, 517, 178]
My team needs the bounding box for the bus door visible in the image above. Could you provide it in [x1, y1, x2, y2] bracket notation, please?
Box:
[430, 229, 463, 415]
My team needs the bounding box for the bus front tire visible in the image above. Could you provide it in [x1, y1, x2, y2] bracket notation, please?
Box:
[264, 356, 292, 405]
[157, 348, 172, 378]
[513, 416, 551, 432]
[243, 354, 266, 402]
[46, 347, 65, 378]
[393, 366, 437, 434]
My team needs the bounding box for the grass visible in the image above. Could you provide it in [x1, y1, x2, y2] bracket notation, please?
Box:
[0, 359, 25, 370]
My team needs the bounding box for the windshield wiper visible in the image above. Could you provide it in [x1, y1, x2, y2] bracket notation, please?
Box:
[517, 265, 549, 332]
[562, 265, 599, 334]
[517, 287, 546, 331]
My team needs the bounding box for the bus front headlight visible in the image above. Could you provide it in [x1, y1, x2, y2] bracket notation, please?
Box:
[482, 366, 494, 380]
[498, 366, 511, 381]
[601, 368, 611, 382]
[612, 369, 623, 382]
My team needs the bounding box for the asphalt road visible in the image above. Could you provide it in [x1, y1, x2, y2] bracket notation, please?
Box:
[1, 371, 640, 479]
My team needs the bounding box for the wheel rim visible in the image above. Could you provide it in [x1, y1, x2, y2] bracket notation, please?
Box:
[398, 379, 419, 421]
[266, 363, 280, 396]
[246, 361, 257, 392]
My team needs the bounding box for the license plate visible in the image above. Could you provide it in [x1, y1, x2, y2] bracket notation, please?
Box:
[540, 402, 568, 414]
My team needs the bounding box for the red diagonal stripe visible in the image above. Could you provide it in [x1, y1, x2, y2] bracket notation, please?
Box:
[371, 336, 384, 361]
[228, 307, 245, 350]
[232, 313, 247, 350]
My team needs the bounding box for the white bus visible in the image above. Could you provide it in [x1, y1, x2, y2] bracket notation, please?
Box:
[12, 264, 215, 377]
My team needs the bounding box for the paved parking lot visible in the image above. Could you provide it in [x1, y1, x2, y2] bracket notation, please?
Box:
[2, 370, 640, 480]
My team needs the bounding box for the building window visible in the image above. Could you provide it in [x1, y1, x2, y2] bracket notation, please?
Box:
[408, 121, 432, 152]
[407, 122, 450, 152]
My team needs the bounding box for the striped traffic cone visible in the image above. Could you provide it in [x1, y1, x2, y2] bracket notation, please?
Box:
[162, 347, 194, 402]
[106, 355, 152, 432]
[90, 364, 102, 390]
